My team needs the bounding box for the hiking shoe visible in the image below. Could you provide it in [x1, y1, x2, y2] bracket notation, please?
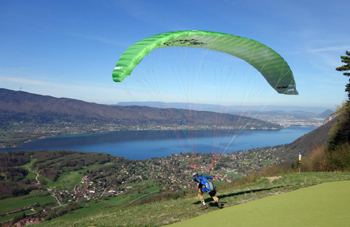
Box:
[217, 200, 222, 209]
[200, 204, 207, 209]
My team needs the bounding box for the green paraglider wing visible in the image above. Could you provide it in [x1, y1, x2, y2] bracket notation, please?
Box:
[112, 30, 298, 95]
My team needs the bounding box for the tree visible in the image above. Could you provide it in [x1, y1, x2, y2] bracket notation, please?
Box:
[11, 212, 26, 225]
[336, 50, 350, 102]
[326, 51, 350, 167]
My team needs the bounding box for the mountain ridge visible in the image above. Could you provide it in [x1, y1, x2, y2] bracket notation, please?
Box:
[0, 88, 280, 128]
[117, 101, 335, 113]
[0, 88, 283, 148]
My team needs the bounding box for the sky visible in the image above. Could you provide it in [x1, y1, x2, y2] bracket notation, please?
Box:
[1, 0, 349, 109]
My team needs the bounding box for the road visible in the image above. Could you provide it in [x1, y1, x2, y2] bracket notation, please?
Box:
[26, 167, 40, 183]
[27, 166, 63, 207]
[129, 191, 159, 204]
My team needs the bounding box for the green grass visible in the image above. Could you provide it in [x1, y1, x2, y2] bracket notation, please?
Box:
[53, 194, 131, 221]
[36, 172, 350, 227]
[21, 159, 36, 168]
[46, 189, 155, 222]
[125, 179, 154, 187]
[25, 172, 37, 181]
[125, 179, 160, 191]
[124, 179, 161, 203]
[0, 190, 56, 214]
[259, 160, 272, 165]
[0, 136, 15, 140]
[211, 181, 227, 187]
[21, 159, 38, 181]
[0, 173, 6, 180]
[240, 161, 251, 164]
[226, 172, 244, 178]
[46, 171, 82, 189]
[0, 209, 35, 223]
[39, 179, 161, 222]
[45, 164, 98, 190]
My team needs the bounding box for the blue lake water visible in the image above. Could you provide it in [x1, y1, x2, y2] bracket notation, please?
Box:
[0, 127, 316, 160]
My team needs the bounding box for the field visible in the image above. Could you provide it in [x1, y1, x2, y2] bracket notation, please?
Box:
[25, 171, 37, 181]
[125, 179, 161, 204]
[259, 160, 272, 165]
[45, 164, 100, 190]
[35, 172, 350, 227]
[226, 172, 244, 178]
[0, 190, 57, 223]
[0, 190, 56, 214]
[45, 171, 82, 189]
[240, 161, 251, 164]
[0, 209, 35, 223]
[32, 179, 162, 222]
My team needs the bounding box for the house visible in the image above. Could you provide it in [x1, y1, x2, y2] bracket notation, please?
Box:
[43, 208, 52, 213]
[17, 217, 41, 227]
[108, 189, 118, 195]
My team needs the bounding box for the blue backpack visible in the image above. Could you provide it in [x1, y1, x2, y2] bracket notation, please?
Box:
[200, 177, 216, 194]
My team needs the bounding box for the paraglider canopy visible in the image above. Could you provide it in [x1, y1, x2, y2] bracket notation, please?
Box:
[112, 30, 298, 95]
[111, 30, 299, 171]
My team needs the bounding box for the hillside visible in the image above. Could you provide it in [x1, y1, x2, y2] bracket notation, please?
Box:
[0, 148, 279, 224]
[0, 88, 279, 128]
[117, 102, 334, 127]
[1, 148, 349, 226]
[269, 118, 337, 160]
[117, 101, 334, 113]
[33, 172, 350, 227]
[316, 109, 334, 118]
[0, 88, 281, 148]
[0, 114, 344, 225]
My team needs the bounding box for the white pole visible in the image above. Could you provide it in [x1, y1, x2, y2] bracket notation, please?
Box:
[299, 152, 301, 173]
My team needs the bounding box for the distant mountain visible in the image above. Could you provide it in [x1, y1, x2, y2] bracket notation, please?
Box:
[117, 101, 335, 113]
[257, 110, 316, 118]
[316, 109, 334, 118]
[0, 88, 280, 129]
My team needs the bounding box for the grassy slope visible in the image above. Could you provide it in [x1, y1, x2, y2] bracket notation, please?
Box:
[259, 160, 271, 165]
[170, 180, 350, 227]
[0, 190, 56, 214]
[0, 209, 34, 223]
[34, 179, 162, 222]
[45, 164, 100, 189]
[36, 172, 350, 227]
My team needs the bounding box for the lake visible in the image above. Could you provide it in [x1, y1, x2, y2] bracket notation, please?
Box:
[0, 127, 316, 160]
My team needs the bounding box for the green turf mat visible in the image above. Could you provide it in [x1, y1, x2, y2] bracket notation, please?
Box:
[170, 180, 350, 227]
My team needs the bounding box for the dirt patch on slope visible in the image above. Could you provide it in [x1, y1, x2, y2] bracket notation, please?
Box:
[266, 176, 282, 183]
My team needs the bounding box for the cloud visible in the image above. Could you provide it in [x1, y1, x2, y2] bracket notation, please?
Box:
[286, 45, 350, 55]
[112, 0, 152, 20]
[64, 32, 129, 46]
[313, 54, 342, 69]
[306, 45, 350, 53]
[0, 76, 49, 86]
